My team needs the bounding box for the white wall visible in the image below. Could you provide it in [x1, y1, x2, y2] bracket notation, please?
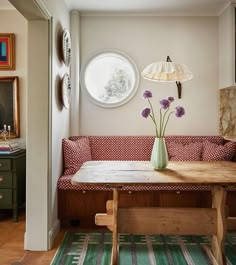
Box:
[41, 0, 70, 248]
[0, 10, 27, 146]
[27, 20, 49, 250]
[9, 0, 70, 250]
[219, 4, 234, 88]
[80, 16, 219, 136]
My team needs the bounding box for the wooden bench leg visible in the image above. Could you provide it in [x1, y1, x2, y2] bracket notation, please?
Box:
[111, 188, 119, 265]
[211, 186, 227, 265]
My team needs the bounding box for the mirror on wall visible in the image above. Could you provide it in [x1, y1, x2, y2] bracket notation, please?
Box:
[0, 76, 19, 138]
[80, 50, 139, 108]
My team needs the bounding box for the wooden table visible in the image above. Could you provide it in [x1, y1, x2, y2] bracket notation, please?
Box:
[72, 161, 236, 265]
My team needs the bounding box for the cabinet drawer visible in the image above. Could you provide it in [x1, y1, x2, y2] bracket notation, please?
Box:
[0, 172, 12, 188]
[0, 159, 11, 171]
[0, 189, 12, 206]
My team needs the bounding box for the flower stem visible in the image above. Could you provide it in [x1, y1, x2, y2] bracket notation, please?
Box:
[148, 99, 159, 137]
[161, 108, 170, 136]
[162, 111, 174, 137]
[159, 108, 162, 138]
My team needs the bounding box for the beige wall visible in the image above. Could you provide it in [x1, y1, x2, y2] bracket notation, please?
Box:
[8, 0, 70, 250]
[0, 10, 27, 146]
[41, 0, 70, 249]
[80, 16, 219, 136]
[219, 5, 234, 88]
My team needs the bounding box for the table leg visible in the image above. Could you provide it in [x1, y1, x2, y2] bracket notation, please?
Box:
[111, 188, 119, 265]
[211, 186, 227, 265]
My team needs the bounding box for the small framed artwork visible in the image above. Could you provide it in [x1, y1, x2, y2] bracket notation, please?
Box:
[0, 76, 19, 138]
[0, 34, 15, 70]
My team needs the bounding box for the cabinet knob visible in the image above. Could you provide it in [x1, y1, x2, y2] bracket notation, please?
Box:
[128, 191, 132, 194]
[82, 190, 86, 194]
[0, 176, 3, 182]
[0, 194, 3, 200]
[0, 163, 2, 167]
[176, 191, 181, 195]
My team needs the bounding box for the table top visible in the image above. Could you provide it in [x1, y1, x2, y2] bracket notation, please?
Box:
[71, 161, 236, 186]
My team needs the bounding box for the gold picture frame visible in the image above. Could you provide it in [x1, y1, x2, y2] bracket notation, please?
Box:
[0, 34, 15, 70]
[0, 76, 19, 138]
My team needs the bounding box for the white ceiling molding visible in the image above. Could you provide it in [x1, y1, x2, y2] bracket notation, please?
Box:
[65, 0, 230, 16]
[218, 0, 232, 15]
[0, 0, 15, 10]
[0, 0, 233, 16]
[80, 11, 223, 17]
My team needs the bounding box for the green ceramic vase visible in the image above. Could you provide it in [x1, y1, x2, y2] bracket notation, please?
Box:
[151, 137, 168, 169]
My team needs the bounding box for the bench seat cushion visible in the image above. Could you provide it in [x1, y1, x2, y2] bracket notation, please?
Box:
[58, 175, 211, 191]
[58, 175, 236, 191]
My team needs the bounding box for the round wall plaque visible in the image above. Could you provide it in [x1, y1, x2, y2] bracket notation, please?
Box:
[62, 28, 71, 67]
[61, 73, 71, 109]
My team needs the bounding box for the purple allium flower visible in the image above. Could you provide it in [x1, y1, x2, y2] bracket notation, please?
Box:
[143, 90, 152, 99]
[160, 99, 170, 109]
[168, 96, 174, 102]
[175, 106, 185, 117]
[141, 108, 151, 118]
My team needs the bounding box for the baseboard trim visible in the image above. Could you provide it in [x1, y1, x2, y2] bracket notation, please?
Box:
[48, 219, 60, 249]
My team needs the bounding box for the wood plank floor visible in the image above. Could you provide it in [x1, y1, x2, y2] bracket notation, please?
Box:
[0, 210, 66, 265]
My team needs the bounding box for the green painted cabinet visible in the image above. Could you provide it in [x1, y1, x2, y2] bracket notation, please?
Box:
[0, 150, 26, 222]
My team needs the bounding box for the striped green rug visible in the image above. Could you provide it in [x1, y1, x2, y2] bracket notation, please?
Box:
[51, 232, 236, 265]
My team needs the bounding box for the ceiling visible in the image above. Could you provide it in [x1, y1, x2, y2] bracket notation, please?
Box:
[64, 0, 231, 15]
[0, 0, 15, 10]
[0, 0, 233, 15]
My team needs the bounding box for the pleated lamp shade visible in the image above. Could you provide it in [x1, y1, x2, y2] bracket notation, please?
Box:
[142, 61, 193, 82]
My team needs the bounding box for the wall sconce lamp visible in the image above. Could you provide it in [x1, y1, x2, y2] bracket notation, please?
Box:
[141, 56, 193, 99]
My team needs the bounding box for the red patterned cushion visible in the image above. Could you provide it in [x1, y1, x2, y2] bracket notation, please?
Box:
[202, 140, 236, 161]
[70, 136, 154, 161]
[62, 137, 92, 175]
[58, 175, 236, 191]
[167, 142, 203, 161]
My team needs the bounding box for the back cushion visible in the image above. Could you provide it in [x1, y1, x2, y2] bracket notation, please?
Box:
[165, 136, 223, 146]
[62, 137, 92, 175]
[202, 140, 236, 161]
[69, 136, 224, 161]
[168, 142, 203, 161]
[70, 136, 155, 160]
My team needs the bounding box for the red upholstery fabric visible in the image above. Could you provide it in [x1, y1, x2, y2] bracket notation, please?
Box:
[58, 175, 211, 191]
[69, 135, 223, 161]
[62, 137, 91, 175]
[58, 135, 228, 191]
[168, 142, 203, 161]
[202, 140, 236, 161]
[70, 136, 154, 161]
[58, 175, 236, 191]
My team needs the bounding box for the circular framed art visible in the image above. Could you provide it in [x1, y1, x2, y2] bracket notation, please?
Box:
[80, 49, 139, 108]
[61, 73, 71, 109]
[62, 28, 71, 67]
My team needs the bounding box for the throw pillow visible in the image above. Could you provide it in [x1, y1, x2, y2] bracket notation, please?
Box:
[202, 140, 236, 161]
[167, 142, 203, 161]
[62, 137, 92, 175]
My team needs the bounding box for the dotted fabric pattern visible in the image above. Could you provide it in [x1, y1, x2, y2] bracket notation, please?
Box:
[168, 142, 203, 161]
[57, 175, 236, 191]
[69, 135, 223, 161]
[59, 135, 228, 191]
[62, 137, 92, 175]
[202, 140, 236, 161]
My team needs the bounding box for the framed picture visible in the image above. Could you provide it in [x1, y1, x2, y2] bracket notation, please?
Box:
[0, 76, 19, 138]
[0, 34, 15, 70]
